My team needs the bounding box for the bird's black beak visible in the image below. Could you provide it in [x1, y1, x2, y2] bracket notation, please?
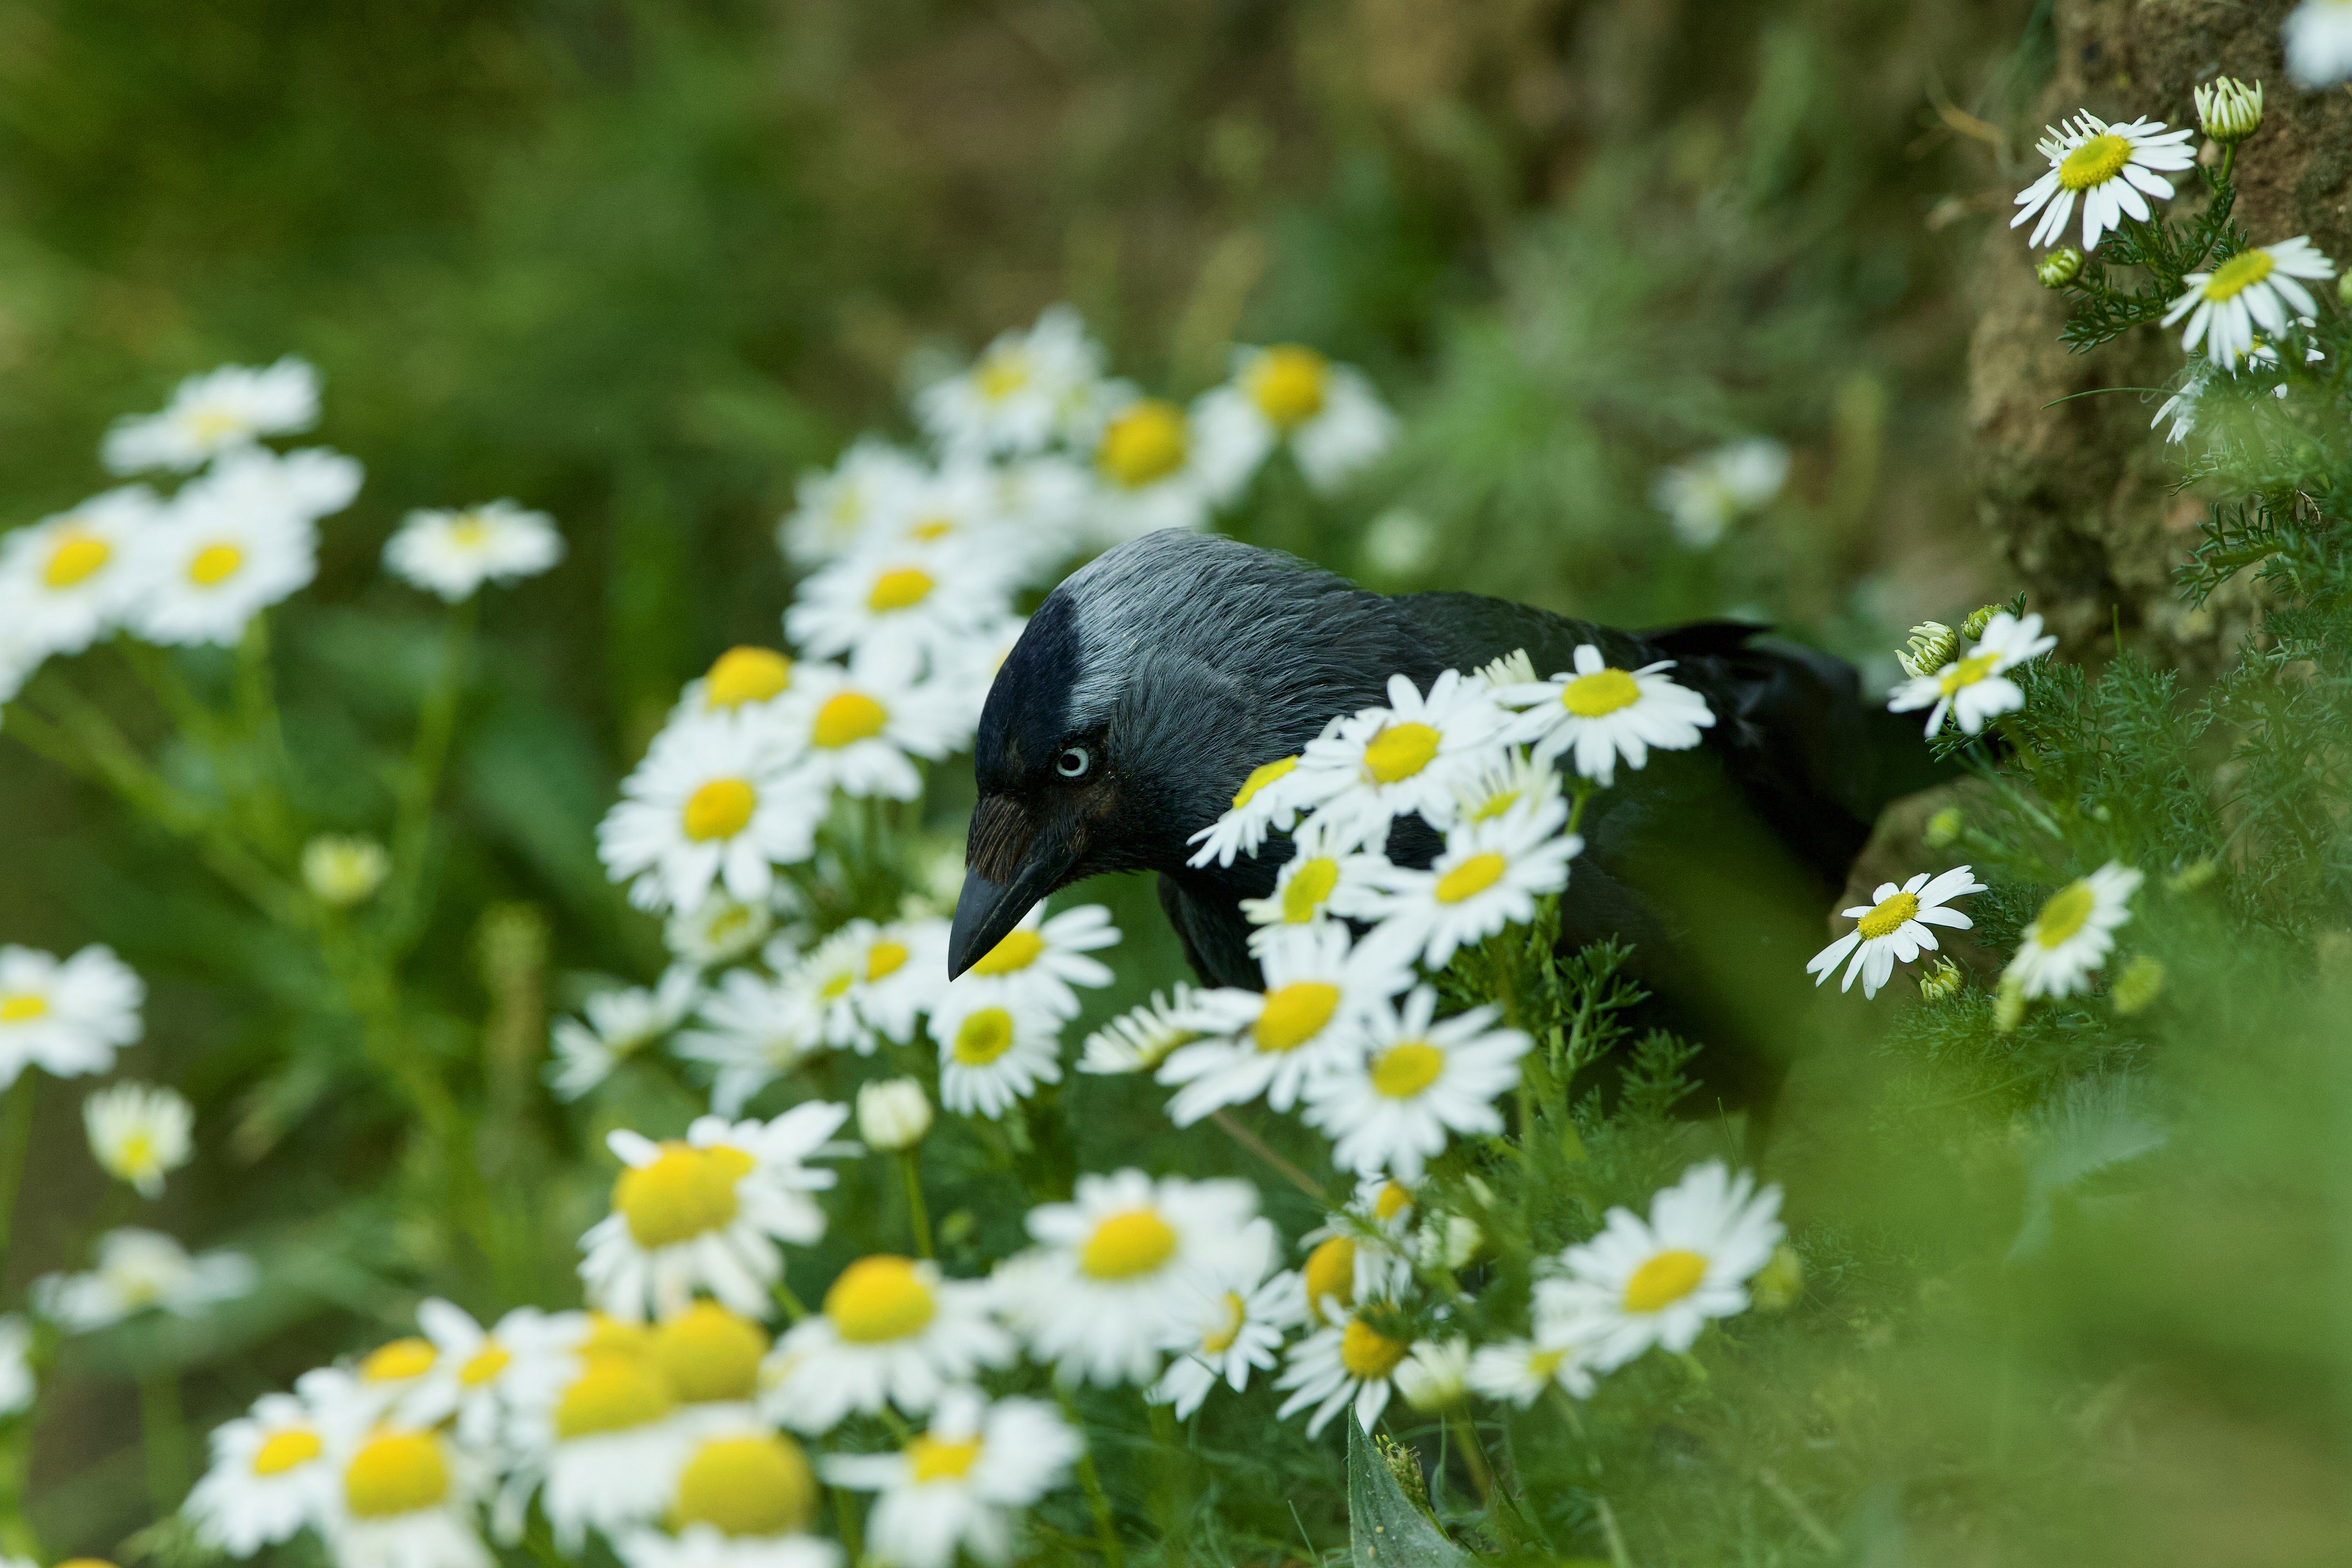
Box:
[949, 796, 1080, 978]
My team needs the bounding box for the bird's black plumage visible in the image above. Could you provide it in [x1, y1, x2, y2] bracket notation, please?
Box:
[953, 532, 1946, 1130]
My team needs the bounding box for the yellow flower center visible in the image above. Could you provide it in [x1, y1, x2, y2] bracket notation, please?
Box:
[866, 940, 910, 982]
[1526, 1347, 1567, 1378]
[44, 534, 111, 589]
[1374, 1180, 1413, 1221]
[1856, 891, 1920, 941]
[1301, 1236, 1356, 1323]
[342, 1431, 450, 1518]
[458, 1343, 512, 1387]
[252, 1427, 323, 1476]
[704, 646, 793, 708]
[908, 515, 956, 542]
[680, 777, 756, 842]
[1370, 1042, 1445, 1099]
[1098, 400, 1187, 489]
[554, 1351, 676, 1438]
[188, 543, 244, 587]
[867, 566, 936, 612]
[820, 968, 855, 1000]
[2202, 248, 2276, 302]
[1080, 1208, 1178, 1280]
[1201, 1291, 1247, 1354]
[1339, 1318, 1410, 1381]
[673, 1432, 817, 1536]
[183, 406, 248, 445]
[2057, 132, 2131, 191]
[908, 1434, 984, 1483]
[360, 1337, 438, 1383]
[1470, 788, 1523, 822]
[653, 1301, 769, 1402]
[1939, 652, 2001, 695]
[581, 1313, 653, 1358]
[0, 994, 46, 1024]
[970, 928, 1044, 976]
[1253, 980, 1340, 1052]
[1281, 858, 1340, 923]
[2033, 880, 2097, 949]
[813, 691, 888, 748]
[951, 1008, 1017, 1066]
[825, 1255, 937, 1343]
[612, 1143, 748, 1249]
[1233, 755, 1298, 810]
[976, 350, 1030, 403]
[1561, 668, 1640, 717]
[1362, 722, 1440, 784]
[1246, 345, 1330, 430]
[446, 513, 492, 548]
[1623, 1248, 1709, 1313]
[1436, 852, 1506, 904]
[110, 1132, 158, 1178]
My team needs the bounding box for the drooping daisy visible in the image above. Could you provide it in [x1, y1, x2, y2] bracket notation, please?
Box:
[916, 305, 1108, 459]
[1300, 990, 1532, 1184]
[82, 1081, 193, 1198]
[785, 538, 1014, 673]
[1465, 1334, 1598, 1408]
[666, 890, 783, 969]
[779, 658, 969, 802]
[1648, 438, 1790, 549]
[1806, 866, 1987, 999]
[1274, 1304, 1418, 1438]
[620, 1523, 840, 1568]
[1360, 798, 1579, 971]
[0, 943, 142, 1090]
[1084, 389, 1251, 544]
[1536, 1161, 1784, 1372]
[1185, 752, 1325, 869]
[0, 486, 162, 658]
[318, 1417, 493, 1568]
[1886, 610, 2057, 738]
[822, 1388, 1082, 1568]
[2285, 0, 2352, 87]
[1189, 345, 1396, 496]
[1496, 645, 1715, 788]
[545, 966, 702, 1102]
[382, 499, 565, 601]
[2004, 861, 2144, 1000]
[1148, 1218, 1300, 1419]
[578, 1103, 848, 1322]
[186, 1389, 339, 1556]
[927, 991, 1063, 1121]
[778, 440, 928, 566]
[675, 970, 825, 1117]
[996, 1169, 1261, 1386]
[1077, 986, 1202, 1075]
[941, 902, 1117, 1022]
[102, 357, 321, 474]
[599, 715, 820, 915]
[0, 1316, 30, 1417]
[1156, 923, 1412, 1126]
[406, 1298, 586, 1446]
[1295, 670, 1511, 849]
[1236, 818, 1391, 954]
[34, 1227, 255, 1332]
[763, 1255, 1016, 1434]
[2011, 112, 2197, 252]
[2163, 237, 2338, 372]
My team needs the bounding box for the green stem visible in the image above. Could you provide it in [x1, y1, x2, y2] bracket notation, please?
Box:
[899, 1150, 935, 1260]
[1567, 780, 1594, 836]
[1549, 1383, 1588, 1439]
[387, 597, 477, 952]
[1148, 1398, 1189, 1557]
[831, 1485, 865, 1563]
[0, 1075, 34, 1263]
[1060, 1388, 1125, 1568]
[773, 1281, 812, 1323]
[139, 1368, 188, 1511]
[1447, 1410, 1498, 1511]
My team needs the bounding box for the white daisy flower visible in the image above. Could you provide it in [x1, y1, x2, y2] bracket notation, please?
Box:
[941, 902, 1117, 1022]
[1156, 923, 1411, 1126]
[783, 921, 897, 1054]
[0, 486, 163, 658]
[1806, 866, 1987, 999]
[620, 1524, 840, 1568]
[1148, 1218, 1300, 1419]
[996, 1169, 1262, 1386]
[103, 357, 321, 474]
[1296, 1178, 1420, 1325]
[2004, 861, 2144, 1000]
[0, 942, 142, 1090]
[382, 499, 564, 601]
[1083, 389, 1252, 544]
[1496, 645, 1715, 788]
[675, 971, 825, 1117]
[969, 456, 1092, 577]
[2285, 0, 2352, 87]
[784, 538, 1015, 674]
[853, 917, 953, 1044]
[124, 450, 358, 647]
[599, 714, 820, 914]
[666, 890, 783, 969]
[2010, 112, 2197, 251]
[526, 1336, 701, 1551]
[186, 1390, 339, 1556]
[1184, 752, 1323, 869]
[1236, 818, 1391, 955]
[822, 1388, 1082, 1568]
[546, 967, 702, 1102]
[405, 1298, 586, 1447]
[779, 439, 927, 566]
[927, 991, 1063, 1121]
[318, 1418, 493, 1568]
[1361, 798, 1579, 971]
[1535, 1161, 1784, 1372]
[0, 1315, 30, 1418]
[1648, 439, 1790, 549]
[1465, 1335, 1597, 1407]
[34, 1227, 255, 1332]
[578, 1102, 848, 1322]
[82, 1080, 193, 1198]
[1449, 746, 1564, 826]
[780, 658, 969, 803]
[1077, 986, 1202, 1075]
[1190, 345, 1396, 496]
[916, 305, 1108, 459]
[1886, 610, 2058, 738]
[624, 1422, 832, 1562]
[1295, 670, 1512, 849]
[2162, 237, 2338, 372]
[1300, 990, 1532, 1184]
[1273, 1304, 1416, 1438]
[763, 1255, 1016, 1434]
[324, 1333, 445, 1423]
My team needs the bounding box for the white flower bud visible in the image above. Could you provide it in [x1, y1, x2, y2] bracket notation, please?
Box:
[2035, 246, 2085, 289]
[1393, 1338, 1471, 1412]
[1896, 621, 1959, 679]
[857, 1077, 933, 1153]
[2193, 77, 2263, 144]
[302, 835, 390, 908]
[1415, 1212, 1483, 1271]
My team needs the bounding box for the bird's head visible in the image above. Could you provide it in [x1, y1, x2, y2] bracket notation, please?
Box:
[948, 532, 1430, 976]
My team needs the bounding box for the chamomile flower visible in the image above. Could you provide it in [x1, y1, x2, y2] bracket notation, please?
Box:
[1648, 439, 1790, 549]
[0, 486, 162, 657]
[916, 305, 1107, 459]
[1078, 986, 1202, 1075]
[927, 991, 1064, 1121]
[620, 1525, 840, 1568]
[600, 715, 820, 915]
[0, 1316, 29, 1417]
[126, 454, 351, 646]
[2004, 862, 2144, 999]
[1185, 752, 1325, 869]
[627, 1424, 830, 1564]
[546, 967, 702, 1102]
[1806, 866, 1986, 999]
[824, 1388, 1080, 1568]
[578, 1103, 848, 1322]
[82, 1080, 193, 1198]
[1296, 670, 1511, 848]
[763, 1256, 1016, 1433]
[676, 971, 825, 1117]
[653, 1300, 774, 1411]
[1156, 923, 1412, 1126]
[103, 357, 321, 474]
[2011, 112, 2197, 252]
[1449, 746, 1563, 825]
[382, 500, 565, 601]
[943, 902, 1117, 1021]
[1361, 798, 1579, 970]
[0, 943, 142, 1090]
[1300, 991, 1531, 1184]
[515, 1326, 696, 1550]
[666, 891, 782, 969]
[2285, 0, 2352, 87]
[780, 658, 969, 802]
[785, 539, 1014, 672]
[1274, 1305, 1417, 1438]
[786, 922, 896, 1053]
[2163, 238, 2338, 372]
[1886, 611, 2057, 738]
[852, 917, 952, 1044]
[997, 1169, 1262, 1386]
[1190, 345, 1397, 495]
[1295, 1179, 1419, 1324]
[1536, 1161, 1784, 1372]
[1497, 645, 1715, 787]
[1148, 1219, 1300, 1419]
[678, 646, 799, 724]
[1236, 819, 1391, 954]
[1465, 1335, 1598, 1407]
[779, 439, 927, 566]
[319, 1418, 493, 1568]
[186, 1390, 339, 1556]
[407, 1299, 585, 1446]
[1084, 389, 1251, 543]
[34, 1227, 255, 1332]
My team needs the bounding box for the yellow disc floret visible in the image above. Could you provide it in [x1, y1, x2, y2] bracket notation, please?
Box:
[1233, 755, 1297, 810]
[1339, 1316, 1410, 1381]
[44, 534, 111, 589]
[814, 691, 888, 749]
[1301, 1236, 1356, 1323]
[2057, 133, 2131, 192]
[673, 1432, 817, 1537]
[909, 1434, 984, 1483]
[1246, 345, 1330, 429]
[865, 940, 910, 982]
[2032, 880, 2096, 949]
[0, 994, 46, 1024]
[1370, 1042, 1445, 1099]
[343, 1430, 450, 1518]
[1280, 859, 1340, 923]
[867, 566, 936, 612]
[359, 1337, 438, 1383]
[1622, 1248, 1708, 1313]
[188, 543, 245, 587]
[554, 1351, 676, 1439]
[613, 1142, 743, 1249]
[681, 777, 757, 842]
[1253, 981, 1340, 1053]
[970, 929, 1044, 976]
[825, 1255, 937, 1344]
[252, 1427, 323, 1476]
[653, 1301, 770, 1403]
[1856, 891, 1919, 940]
[952, 1008, 1017, 1066]
[1562, 668, 1640, 717]
[1435, 853, 1506, 904]
[1362, 723, 1440, 783]
[2202, 248, 2277, 302]
[704, 646, 793, 709]
[1080, 1208, 1178, 1280]
[1098, 400, 1188, 489]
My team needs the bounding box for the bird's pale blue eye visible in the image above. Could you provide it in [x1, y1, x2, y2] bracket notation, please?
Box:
[1057, 746, 1091, 779]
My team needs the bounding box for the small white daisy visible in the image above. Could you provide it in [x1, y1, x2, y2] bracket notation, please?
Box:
[1296, 1178, 1420, 1323]
[763, 1255, 1016, 1434]
[1536, 1161, 1784, 1372]
[1185, 752, 1322, 869]
[2285, 0, 2352, 87]
[546, 967, 702, 1101]
[784, 538, 1014, 674]
[852, 917, 953, 1045]
[1083, 389, 1252, 544]
[1361, 798, 1579, 971]
[1648, 439, 1790, 549]
[1300, 990, 1531, 1183]
[82, 1080, 193, 1198]
[779, 657, 969, 802]
[1236, 818, 1391, 955]
[0, 943, 142, 1090]
[1190, 345, 1396, 496]
[317, 1417, 493, 1568]
[0, 1315, 30, 1417]
[1465, 1335, 1597, 1408]
[599, 714, 821, 914]
[382, 499, 565, 601]
[34, 1227, 255, 1332]
[406, 1298, 585, 1447]
[103, 357, 321, 474]
[2163, 237, 2338, 372]
[1497, 645, 1715, 788]
[927, 990, 1064, 1121]
[186, 1389, 339, 1556]
[784, 920, 899, 1054]
[1077, 986, 1202, 1075]
[675, 970, 825, 1117]
[1887, 611, 2057, 738]
[2011, 112, 2197, 252]
[2004, 861, 2143, 1000]
[526, 1338, 700, 1551]
[941, 902, 1117, 1022]
[1295, 670, 1512, 849]
[666, 890, 783, 969]
[822, 1388, 1082, 1568]
[125, 451, 356, 646]
[1148, 1218, 1300, 1419]
[778, 440, 928, 566]
[1273, 1303, 1417, 1438]
[1449, 745, 1564, 825]
[0, 486, 163, 658]
[915, 305, 1108, 459]
[1806, 865, 1986, 999]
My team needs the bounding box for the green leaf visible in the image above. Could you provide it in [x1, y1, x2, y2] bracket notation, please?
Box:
[1348, 1415, 1477, 1568]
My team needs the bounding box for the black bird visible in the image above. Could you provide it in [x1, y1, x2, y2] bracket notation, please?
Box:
[948, 531, 1944, 1126]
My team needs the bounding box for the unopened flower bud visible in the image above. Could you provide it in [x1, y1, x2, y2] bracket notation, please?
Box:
[1374, 1432, 1431, 1514]
[1896, 621, 1959, 680]
[1923, 806, 1965, 849]
[857, 1077, 933, 1153]
[2110, 954, 2166, 1016]
[2036, 246, 2085, 289]
[2338, 272, 2352, 310]
[2194, 77, 2263, 144]
[1959, 603, 2003, 642]
[1993, 974, 2029, 1034]
[1417, 1213, 1483, 1271]
[303, 835, 390, 908]
[1394, 1339, 1471, 1412]
[1918, 956, 1966, 1003]
[1751, 1244, 1805, 1311]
